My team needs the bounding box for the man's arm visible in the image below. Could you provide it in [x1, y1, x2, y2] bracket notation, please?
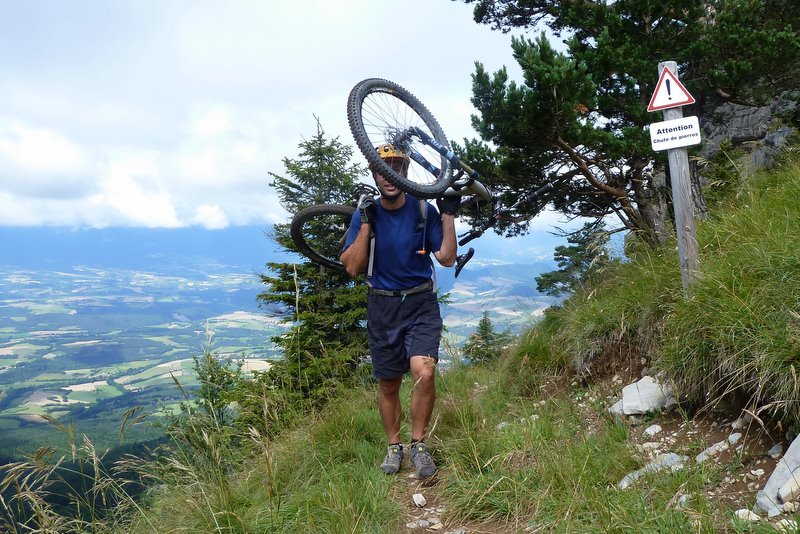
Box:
[433, 213, 456, 267]
[340, 223, 371, 277]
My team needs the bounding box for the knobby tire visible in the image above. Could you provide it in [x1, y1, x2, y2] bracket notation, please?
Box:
[347, 78, 452, 198]
[290, 204, 356, 271]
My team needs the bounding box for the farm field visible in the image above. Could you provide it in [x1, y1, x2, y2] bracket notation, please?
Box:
[0, 263, 285, 457]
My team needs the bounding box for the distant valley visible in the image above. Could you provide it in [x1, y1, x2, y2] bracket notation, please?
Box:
[0, 226, 559, 457]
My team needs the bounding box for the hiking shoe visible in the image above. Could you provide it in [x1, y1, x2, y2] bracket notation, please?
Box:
[380, 444, 403, 475]
[410, 441, 437, 478]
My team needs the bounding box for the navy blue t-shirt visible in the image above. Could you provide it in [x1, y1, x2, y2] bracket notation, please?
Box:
[343, 196, 443, 291]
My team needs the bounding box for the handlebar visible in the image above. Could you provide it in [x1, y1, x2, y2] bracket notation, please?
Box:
[457, 182, 554, 247]
[519, 182, 555, 207]
[458, 218, 494, 247]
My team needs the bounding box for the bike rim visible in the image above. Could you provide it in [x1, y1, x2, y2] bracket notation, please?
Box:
[351, 81, 452, 197]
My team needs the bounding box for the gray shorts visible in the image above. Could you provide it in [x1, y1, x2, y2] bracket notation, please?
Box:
[367, 289, 441, 379]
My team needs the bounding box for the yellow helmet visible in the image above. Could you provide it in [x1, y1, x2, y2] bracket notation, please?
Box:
[375, 143, 410, 163]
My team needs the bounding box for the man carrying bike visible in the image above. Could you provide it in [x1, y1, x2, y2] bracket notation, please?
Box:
[340, 143, 459, 479]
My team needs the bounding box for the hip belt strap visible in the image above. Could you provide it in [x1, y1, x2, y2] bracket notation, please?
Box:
[367, 279, 433, 297]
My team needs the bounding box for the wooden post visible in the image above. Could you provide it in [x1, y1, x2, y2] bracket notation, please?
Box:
[659, 61, 699, 293]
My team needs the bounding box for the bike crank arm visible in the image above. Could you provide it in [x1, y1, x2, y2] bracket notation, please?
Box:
[454, 247, 474, 278]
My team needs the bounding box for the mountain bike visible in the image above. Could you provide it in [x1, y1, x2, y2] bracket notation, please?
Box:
[290, 78, 552, 276]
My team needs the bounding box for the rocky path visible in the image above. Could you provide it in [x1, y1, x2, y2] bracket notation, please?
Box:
[392, 374, 800, 532]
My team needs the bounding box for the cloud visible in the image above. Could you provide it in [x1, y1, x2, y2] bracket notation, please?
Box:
[0, 121, 95, 198]
[0, 122, 84, 172]
[190, 108, 233, 138]
[92, 150, 182, 228]
[192, 205, 229, 230]
[0, 0, 535, 232]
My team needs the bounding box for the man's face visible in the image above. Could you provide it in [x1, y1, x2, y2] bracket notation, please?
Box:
[373, 157, 408, 197]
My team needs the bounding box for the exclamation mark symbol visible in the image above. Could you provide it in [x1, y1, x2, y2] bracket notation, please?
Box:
[666, 79, 672, 100]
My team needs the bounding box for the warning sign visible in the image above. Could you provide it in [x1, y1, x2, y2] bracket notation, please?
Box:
[649, 116, 701, 151]
[647, 67, 695, 112]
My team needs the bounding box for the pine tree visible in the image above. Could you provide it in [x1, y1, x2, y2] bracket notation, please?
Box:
[535, 221, 611, 297]
[257, 119, 370, 407]
[462, 310, 513, 365]
[456, 0, 800, 245]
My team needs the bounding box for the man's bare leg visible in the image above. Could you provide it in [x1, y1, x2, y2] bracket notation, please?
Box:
[378, 376, 403, 444]
[409, 355, 436, 441]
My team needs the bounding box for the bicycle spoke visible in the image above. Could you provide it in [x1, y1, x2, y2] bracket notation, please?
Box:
[358, 91, 444, 188]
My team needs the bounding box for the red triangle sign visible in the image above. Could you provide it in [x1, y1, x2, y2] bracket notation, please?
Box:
[647, 67, 695, 112]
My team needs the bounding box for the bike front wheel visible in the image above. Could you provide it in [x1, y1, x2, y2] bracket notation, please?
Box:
[348, 78, 452, 198]
[290, 204, 356, 271]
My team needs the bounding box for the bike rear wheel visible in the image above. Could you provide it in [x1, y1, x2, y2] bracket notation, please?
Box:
[348, 78, 452, 198]
[290, 204, 356, 271]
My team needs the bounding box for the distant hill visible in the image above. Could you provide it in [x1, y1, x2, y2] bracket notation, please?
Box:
[0, 224, 563, 457]
[0, 226, 294, 272]
[0, 224, 565, 274]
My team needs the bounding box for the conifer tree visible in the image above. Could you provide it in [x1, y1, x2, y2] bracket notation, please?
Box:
[257, 119, 369, 406]
[455, 0, 800, 245]
[535, 221, 610, 297]
[462, 310, 513, 365]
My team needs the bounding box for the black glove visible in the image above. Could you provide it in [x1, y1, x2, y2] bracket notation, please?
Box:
[437, 195, 460, 216]
[358, 196, 377, 224]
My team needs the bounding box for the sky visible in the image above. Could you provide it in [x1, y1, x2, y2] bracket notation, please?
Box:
[0, 1, 574, 262]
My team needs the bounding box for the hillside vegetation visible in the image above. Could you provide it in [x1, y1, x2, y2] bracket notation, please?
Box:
[4, 156, 800, 532]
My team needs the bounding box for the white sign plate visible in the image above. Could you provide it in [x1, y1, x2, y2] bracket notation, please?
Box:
[649, 116, 701, 151]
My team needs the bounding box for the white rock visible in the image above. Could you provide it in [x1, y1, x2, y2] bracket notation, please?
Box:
[775, 518, 798, 533]
[644, 424, 662, 437]
[733, 509, 760, 522]
[731, 418, 747, 430]
[412, 493, 427, 507]
[696, 440, 729, 463]
[406, 519, 431, 529]
[618, 453, 688, 489]
[621, 376, 675, 415]
[728, 432, 743, 445]
[642, 441, 661, 452]
[769, 443, 784, 459]
[751, 469, 765, 478]
[783, 501, 799, 513]
[496, 421, 511, 430]
[777, 467, 800, 504]
[757, 435, 800, 517]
